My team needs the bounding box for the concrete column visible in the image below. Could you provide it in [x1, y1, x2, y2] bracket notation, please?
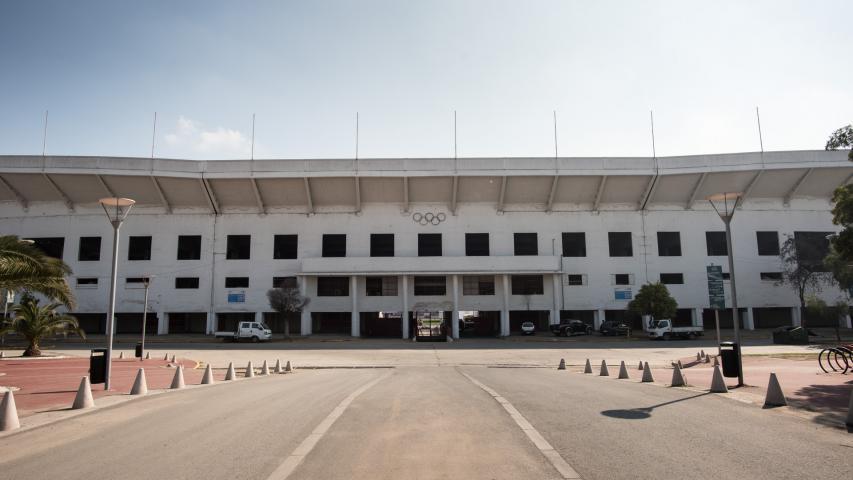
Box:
[451, 274, 460, 339]
[692, 308, 704, 328]
[844, 313, 852, 329]
[744, 308, 755, 330]
[299, 276, 312, 335]
[254, 311, 263, 324]
[501, 274, 510, 336]
[351, 276, 360, 337]
[791, 307, 801, 327]
[205, 311, 215, 334]
[595, 309, 605, 330]
[551, 273, 561, 325]
[158, 310, 168, 335]
[401, 275, 409, 339]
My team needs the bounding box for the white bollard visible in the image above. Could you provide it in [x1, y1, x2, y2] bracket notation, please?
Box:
[201, 364, 215, 385]
[285, 360, 293, 373]
[145, 351, 151, 360]
[224, 362, 236, 381]
[130, 368, 148, 395]
[599, 360, 610, 376]
[638, 361, 643, 371]
[617, 361, 629, 379]
[261, 360, 270, 376]
[170, 354, 176, 363]
[72, 376, 95, 409]
[558, 359, 566, 370]
[696, 353, 701, 362]
[710, 365, 728, 393]
[170, 365, 186, 389]
[163, 353, 169, 361]
[641, 362, 655, 383]
[763, 373, 787, 407]
[274, 359, 283, 374]
[583, 359, 592, 374]
[671, 365, 686, 387]
[245, 361, 255, 378]
[0, 390, 21, 431]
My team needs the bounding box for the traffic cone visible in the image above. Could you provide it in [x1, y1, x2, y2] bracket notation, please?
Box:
[558, 359, 566, 370]
[201, 364, 214, 385]
[72, 376, 94, 409]
[671, 365, 686, 387]
[261, 360, 270, 376]
[617, 361, 629, 379]
[285, 361, 293, 373]
[599, 360, 609, 376]
[763, 373, 787, 407]
[274, 359, 283, 374]
[638, 361, 643, 370]
[583, 359, 592, 374]
[0, 390, 20, 431]
[170, 365, 185, 389]
[145, 352, 151, 360]
[245, 361, 255, 378]
[710, 365, 728, 393]
[641, 362, 654, 383]
[119, 351, 124, 360]
[130, 368, 148, 395]
[224, 362, 235, 381]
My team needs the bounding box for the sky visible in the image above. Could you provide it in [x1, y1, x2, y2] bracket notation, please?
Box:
[0, 0, 851, 160]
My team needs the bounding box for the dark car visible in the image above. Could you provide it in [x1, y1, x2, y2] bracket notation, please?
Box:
[550, 320, 593, 337]
[599, 320, 631, 336]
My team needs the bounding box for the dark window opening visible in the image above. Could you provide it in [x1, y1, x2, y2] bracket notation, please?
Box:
[793, 231, 833, 270]
[226, 235, 251, 260]
[760, 272, 782, 281]
[465, 233, 490, 256]
[613, 274, 632, 285]
[76, 277, 98, 286]
[273, 235, 298, 259]
[660, 273, 684, 285]
[414, 276, 446, 295]
[175, 277, 200, 289]
[514, 233, 538, 256]
[366, 276, 398, 296]
[128, 236, 152, 261]
[418, 234, 442, 257]
[756, 231, 780, 256]
[562, 232, 586, 257]
[317, 276, 350, 296]
[78, 236, 101, 261]
[177, 235, 202, 260]
[462, 275, 495, 295]
[225, 277, 249, 288]
[608, 232, 633, 257]
[370, 234, 395, 257]
[657, 232, 682, 256]
[511, 275, 544, 295]
[322, 234, 346, 257]
[30, 237, 64, 259]
[567, 274, 585, 286]
[273, 276, 298, 289]
[706, 231, 727, 256]
[126, 277, 147, 285]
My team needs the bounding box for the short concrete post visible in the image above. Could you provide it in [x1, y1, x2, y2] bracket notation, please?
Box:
[641, 362, 654, 383]
[700, 350, 706, 358]
[671, 365, 686, 387]
[583, 359, 592, 374]
[245, 361, 255, 378]
[201, 364, 215, 385]
[72, 376, 95, 409]
[617, 361, 629, 379]
[119, 351, 124, 359]
[558, 359, 566, 370]
[261, 360, 270, 376]
[170, 365, 186, 389]
[164, 353, 169, 361]
[274, 359, 283, 374]
[696, 353, 701, 362]
[710, 365, 728, 393]
[599, 360, 609, 376]
[764, 373, 787, 407]
[1, 390, 21, 431]
[130, 368, 148, 395]
[637, 361, 643, 370]
[677, 360, 683, 369]
[285, 360, 293, 373]
[713, 356, 719, 367]
[0, 351, 5, 359]
[704, 355, 710, 364]
[170, 354, 176, 363]
[144, 351, 151, 360]
[224, 362, 235, 381]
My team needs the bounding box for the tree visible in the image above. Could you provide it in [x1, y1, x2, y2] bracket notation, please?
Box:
[824, 245, 853, 293]
[266, 285, 309, 338]
[628, 282, 678, 321]
[777, 234, 829, 327]
[825, 124, 853, 161]
[0, 294, 84, 356]
[0, 235, 75, 308]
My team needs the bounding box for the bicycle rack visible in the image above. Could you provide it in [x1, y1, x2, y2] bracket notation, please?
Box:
[818, 345, 852, 374]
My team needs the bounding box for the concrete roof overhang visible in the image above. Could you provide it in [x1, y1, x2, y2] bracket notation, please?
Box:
[0, 150, 850, 214]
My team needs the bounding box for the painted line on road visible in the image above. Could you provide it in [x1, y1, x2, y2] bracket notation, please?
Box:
[460, 371, 582, 480]
[265, 372, 390, 480]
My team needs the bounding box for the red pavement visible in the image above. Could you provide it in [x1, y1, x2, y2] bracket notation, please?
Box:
[0, 356, 226, 417]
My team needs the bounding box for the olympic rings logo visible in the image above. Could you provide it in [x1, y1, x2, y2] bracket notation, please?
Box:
[412, 212, 447, 226]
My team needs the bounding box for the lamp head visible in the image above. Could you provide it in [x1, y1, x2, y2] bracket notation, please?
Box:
[99, 197, 135, 223]
[706, 192, 742, 220]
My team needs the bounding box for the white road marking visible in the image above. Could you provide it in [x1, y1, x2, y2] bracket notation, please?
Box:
[461, 371, 582, 480]
[265, 372, 390, 480]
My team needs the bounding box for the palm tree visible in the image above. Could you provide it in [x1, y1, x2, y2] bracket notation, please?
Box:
[0, 294, 85, 356]
[0, 235, 75, 308]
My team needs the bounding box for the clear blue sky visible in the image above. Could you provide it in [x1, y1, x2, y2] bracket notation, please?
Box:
[0, 0, 851, 160]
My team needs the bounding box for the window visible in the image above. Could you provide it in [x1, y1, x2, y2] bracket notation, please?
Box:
[226, 235, 251, 260]
[794, 231, 833, 270]
[322, 234, 346, 257]
[418, 234, 442, 257]
[317, 276, 350, 296]
[125, 277, 148, 289]
[722, 272, 730, 281]
[659, 273, 684, 285]
[566, 274, 586, 286]
[760, 272, 782, 281]
[273, 234, 298, 259]
[612, 274, 633, 286]
[706, 232, 727, 256]
[177, 235, 201, 260]
[756, 231, 779, 256]
[76, 277, 98, 287]
[414, 276, 446, 295]
[462, 275, 495, 295]
[175, 277, 200, 289]
[608, 232, 633, 257]
[465, 233, 490, 256]
[370, 234, 394, 257]
[366, 276, 398, 296]
[127, 236, 152, 261]
[562, 233, 586, 257]
[78, 237, 101, 261]
[511, 275, 544, 295]
[657, 232, 682, 256]
[225, 277, 249, 288]
[272, 276, 298, 289]
[514, 233, 538, 256]
[30, 237, 64, 259]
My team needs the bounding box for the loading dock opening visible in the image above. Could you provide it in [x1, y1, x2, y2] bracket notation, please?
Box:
[459, 311, 500, 337]
[168, 312, 207, 334]
[312, 312, 351, 334]
[510, 310, 549, 334]
[361, 312, 402, 338]
[263, 312, 302, 335]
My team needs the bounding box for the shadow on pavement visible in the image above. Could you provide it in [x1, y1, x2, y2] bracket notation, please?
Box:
[601, 392, 712, 420]
[789, 379, 853, 429]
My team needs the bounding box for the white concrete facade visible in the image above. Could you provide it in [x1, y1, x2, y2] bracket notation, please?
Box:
[1, 150, 851, 337]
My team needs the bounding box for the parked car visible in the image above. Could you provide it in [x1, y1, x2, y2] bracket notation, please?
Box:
[521, 321, 536, 335]
[599, 320, 631, 336]
[550, 320, 593, 336]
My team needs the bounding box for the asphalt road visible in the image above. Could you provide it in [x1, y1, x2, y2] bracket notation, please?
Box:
[1, 366, 851, 480]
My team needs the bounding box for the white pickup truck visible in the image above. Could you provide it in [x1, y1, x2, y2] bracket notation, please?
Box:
[214, 321, 273, 342]
[647, 319, 703, 340]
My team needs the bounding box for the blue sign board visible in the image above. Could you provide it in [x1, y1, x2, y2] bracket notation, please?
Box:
[615, 289, 632, 300]
[227, 292, 246, 303]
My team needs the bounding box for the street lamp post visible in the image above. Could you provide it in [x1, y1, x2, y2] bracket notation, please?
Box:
[99, 197, 135, 390]
[140, 276, 151, 361]
[707, 192, 744, 387]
